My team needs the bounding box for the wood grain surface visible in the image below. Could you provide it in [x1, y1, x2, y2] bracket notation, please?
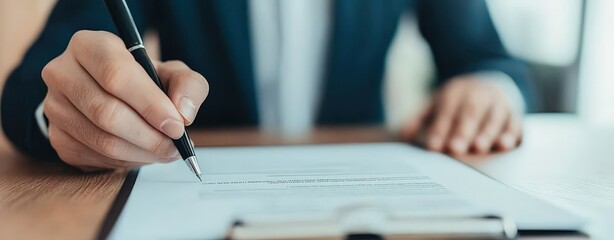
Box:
[0, 154, 127, 240]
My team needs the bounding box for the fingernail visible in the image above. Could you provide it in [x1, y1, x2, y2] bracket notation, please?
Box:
[160, 119, 185, 139]
[178, 97, 197, 123]
[451, 138, 467, 154]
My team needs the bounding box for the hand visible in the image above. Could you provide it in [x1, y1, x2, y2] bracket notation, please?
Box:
[41, 30, 209, 171]
[401, 75, 523, 156]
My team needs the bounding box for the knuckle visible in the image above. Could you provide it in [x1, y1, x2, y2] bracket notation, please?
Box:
[90, 100, 121, 131]
[99, 61, 128, 93]
[70, 30, 93, 46]
[95, 135, 125, 160]
[41, 58, 61, 84]
[71, 30, 101, 55]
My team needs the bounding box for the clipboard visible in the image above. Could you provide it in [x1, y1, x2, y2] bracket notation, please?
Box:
[98, 169, 588, 240]
[225, 206, 518, 240]
[99, 144, 589, 239]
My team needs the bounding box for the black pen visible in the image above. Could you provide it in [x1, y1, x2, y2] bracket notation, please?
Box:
[103, 0, 202, 181]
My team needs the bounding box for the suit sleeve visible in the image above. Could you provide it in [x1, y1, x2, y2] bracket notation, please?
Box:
[1, 0, 147, 161]
[415, 0, 537, 111]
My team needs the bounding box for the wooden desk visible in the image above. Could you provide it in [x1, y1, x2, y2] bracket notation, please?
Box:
[0, 115, 611, 239]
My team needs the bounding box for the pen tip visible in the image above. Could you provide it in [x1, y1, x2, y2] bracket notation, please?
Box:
[197, 174, 203, 182]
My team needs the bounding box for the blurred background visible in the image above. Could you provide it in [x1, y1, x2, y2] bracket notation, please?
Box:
[385, 0, 593, 129]
[0, 0, 610, 131]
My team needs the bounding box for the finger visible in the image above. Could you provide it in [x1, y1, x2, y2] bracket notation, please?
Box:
[44, 53, 179, 161]
[495, 113, 523, 152]
[426, 84, 465, 152]
[44, 92, 180, 164]
[473, 99, 509, 154]
[448, 91, 491, 155]
[48, 124, 146, 171]
[69, 30, 185, 139]
[401, 102, 433, 142]
[157, 61, 209, 125]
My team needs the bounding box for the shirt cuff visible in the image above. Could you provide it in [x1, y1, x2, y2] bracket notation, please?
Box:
[473, 71, 526, 113]
[35, 102, 49, 139]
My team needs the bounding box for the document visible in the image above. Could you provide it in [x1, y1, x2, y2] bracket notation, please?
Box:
[109, 143, 584, 239]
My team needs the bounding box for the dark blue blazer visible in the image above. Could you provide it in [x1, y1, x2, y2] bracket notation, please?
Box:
[2, 0, 533, 161]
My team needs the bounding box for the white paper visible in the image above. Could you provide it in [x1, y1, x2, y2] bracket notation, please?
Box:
[110, 143, 584, 239]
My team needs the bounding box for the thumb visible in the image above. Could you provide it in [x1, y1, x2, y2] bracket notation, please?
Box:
[156, 60, 209, 125]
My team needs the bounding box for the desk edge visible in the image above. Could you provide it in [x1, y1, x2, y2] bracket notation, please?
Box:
[96, 169, 140, 240]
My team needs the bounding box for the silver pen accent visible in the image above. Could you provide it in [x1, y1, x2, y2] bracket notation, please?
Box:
[184, 156, 203, 182]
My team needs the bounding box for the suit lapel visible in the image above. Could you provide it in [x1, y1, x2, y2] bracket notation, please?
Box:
[319, 0, 407, 124]
[210, 0, 258, 121]
[319, 0, 363, 123]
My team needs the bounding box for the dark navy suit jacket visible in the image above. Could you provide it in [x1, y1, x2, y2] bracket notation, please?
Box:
[2, 0, 533, 161]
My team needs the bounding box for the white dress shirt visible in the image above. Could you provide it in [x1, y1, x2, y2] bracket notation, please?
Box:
[249, 0, 330, 135]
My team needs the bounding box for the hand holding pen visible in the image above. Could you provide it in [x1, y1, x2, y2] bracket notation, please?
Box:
[40, 1, 207, 179]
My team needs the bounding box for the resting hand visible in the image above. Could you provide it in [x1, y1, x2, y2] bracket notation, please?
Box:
[401, 75, 523, 156]
[41, 30, 208, 171]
